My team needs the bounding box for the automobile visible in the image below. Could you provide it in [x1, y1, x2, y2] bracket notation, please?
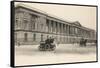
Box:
[38, 41, 56, 51]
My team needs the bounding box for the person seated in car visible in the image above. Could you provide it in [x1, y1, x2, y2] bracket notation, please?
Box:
[50, 37, 54, 43]
[45, 37, 50, 44]
[49, 37, 55, 48]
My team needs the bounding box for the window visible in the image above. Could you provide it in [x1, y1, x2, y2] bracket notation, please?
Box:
[33, 33, 36, 41]
[59, 23, 61, 33]
[47, 35, 49, 39]
[31, 15, 37, 30]
[24, 33, 28, 41]
[69, 26, 73, 34]
[51, 21, 53, 32]
[41, 34, 43, 41]
[15, 33, 17, 43]
[33, 23, 35, 29]
[41, 24, 43, 30]
[56, 22, 58, 33]
[46, 19, 49, 32]
[46, 19, 49, 24]
[15, 19, 18, 27]
[23, 19, 28, 29]
[54, 21, 56, 32]
[15, 18, 20, 28]
[75, 27, 78, 34]
[66, 25, 68, 34]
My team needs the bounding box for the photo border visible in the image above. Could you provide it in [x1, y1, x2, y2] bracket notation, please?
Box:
[10, 1, 98, 67]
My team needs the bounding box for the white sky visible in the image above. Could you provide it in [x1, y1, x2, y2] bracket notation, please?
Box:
[15, 2, 97, 30]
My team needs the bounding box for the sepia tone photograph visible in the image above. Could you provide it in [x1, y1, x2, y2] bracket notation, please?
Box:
[11, 1, 97, 67]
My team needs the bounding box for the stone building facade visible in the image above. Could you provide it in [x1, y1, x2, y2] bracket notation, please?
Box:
[14, 5, 96, 45]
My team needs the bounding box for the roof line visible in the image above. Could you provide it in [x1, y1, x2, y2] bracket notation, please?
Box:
[15, 4, 95, 31]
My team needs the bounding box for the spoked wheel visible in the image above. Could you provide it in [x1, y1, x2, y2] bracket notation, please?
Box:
[51, 45, 56, 51]
[38, 45, 45, 51]
[44, 44, 50, 51]
[38, 46, 42, 51]
[38, 44, 56, 51]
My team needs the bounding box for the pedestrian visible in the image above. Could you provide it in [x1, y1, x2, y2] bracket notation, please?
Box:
[17, 41, 20, 47]
[80, 37, 84, 47]
[84, 39, 87, 47]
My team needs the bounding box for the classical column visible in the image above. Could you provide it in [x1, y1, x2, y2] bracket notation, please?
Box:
[51, 21, 53, 33]
[59, 23, 61, 34]
[54, 21, 57, 33]
[89, 31, 91, 38]
[86, 31, 88, 38]
[35, 17, 38, 31]
[73, 27, 75, 35]
[57, 22, 60, 34]
[67, 25, 70, 35]
[53, 21, 56, 33]
[80, 29, 82, 36]
[71, 26, 73, 35]
[69, 26, 71, 35]
[61, 23, 63, 35]
[63, 24, 64, 35]
[77, 28, 79, 36]
[48, 20, 51, 33]
[84, 30, 86, 38]
[60, 23, 62, 34]
[80, 28, 82, 36]
[64, 24, 66, 35]
[66, 25, 68, 35]
[55, 22, 57, 34]
[46, 19, 49, 32]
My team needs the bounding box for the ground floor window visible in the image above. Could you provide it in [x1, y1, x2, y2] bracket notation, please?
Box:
[41, 34, 43, 41]
[47, 35, 49, 39]
[33, 33, 36, 41]
[24, 33, 28, 41]
[15, 32, 17, 43]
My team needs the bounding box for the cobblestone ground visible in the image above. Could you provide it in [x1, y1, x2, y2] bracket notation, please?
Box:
[15, 43, 97, 66]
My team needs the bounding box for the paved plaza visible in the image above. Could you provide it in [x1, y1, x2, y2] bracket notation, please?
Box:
[15, 43, 96, 66]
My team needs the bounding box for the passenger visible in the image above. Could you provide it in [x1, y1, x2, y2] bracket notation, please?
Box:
[45, 37, 50, 44]
[50, 37, 54, 43]
[49, 37, 55, 48]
